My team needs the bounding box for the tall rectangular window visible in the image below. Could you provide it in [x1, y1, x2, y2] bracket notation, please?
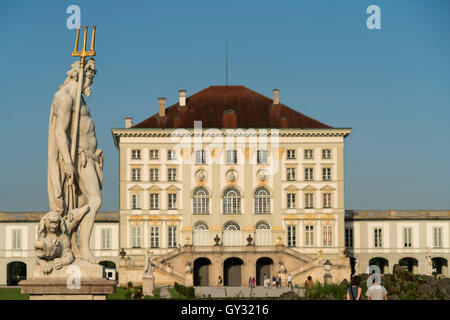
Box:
[168, 226, 177, 248]
[131, 149, 141, 160]
[305, 168, 314, 181]
[287, 168, 296, 181]
[168, 193, 177, 209]
[12, 229, 21, 250]
[304, 149, 313, 159]
[286, 149, 296, 159]
[101, 228, 111, 249]
[150, 226, 160, 248]
[403, 227, 412, 248]
[257, 150, 268, 164]
[149, 193, 159, 209]
[433, 227, 442, 248]
[131, 226, 142, 248]
[323, 225, 333, 247]
[149, 149, 159, 159]
[374, 228, 383, 248]
[131, 168, 141, 182]
[287, 225, 296, 247]
[168, 168, 177, 181]
[167, 150, 177, 160]
[132, 194, 141, 209]
[305, 193, 314, 208]
[226, 150, 237, 164]
[149, 168, 159, 181]
[195, 150, 206, 164]
[345, 227, 353, 248]
[287, 193, 296, 209]
[323, 193, 332, 208]
[322, 149, 331, 159]
[322, 168, 331, 181]
[305, 225, 314, 246]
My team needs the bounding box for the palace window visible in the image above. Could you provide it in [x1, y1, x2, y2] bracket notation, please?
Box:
[131, 149, 141, 160]
[223, 221, 242, 246]
[305, 225, 314, 246]
[254, 187, 271, 214]
[304, 149, 313, 159]
[149, 149, 159, 160]
[193, 187, 210, 214]
[150, 226, 159, 248]
[433, 227, 442, 248]
[195, 150, 207, 164]
[168, 168, 177, 181]
[255, 221, 271, 246]
[257, 150, 268, 164]
[131, 168, 141, 182]
[223, 187, 241, 214]
[322, 149, 331, 159]
[12, 229, 21, 250]
[323, 225, 333, 247]
[305, 193, 314, 209]
[149, 168, 159, 182]
[322, 168, 331, 181]
[287, 225, 296, 247]
[131, 226, 142, 248]
[149, 193, 159, 209]
[305, 168, 314, 181]
[345, 227, 353, 248]
[323, 193, 332, 208]
[226, 150, 237, 164]
[167, 150, 177, 160]
[286, 149, 296, 159]
[287, 168, 296, 181]
[168, 193, 177, 209]
[168, 226, 177, 248]
[193, 222, 210, 246]
[287, 193, 296, 209]
[374, 228, 383, 248]
[403, 227, 412, 248]
[101, 228, 111, 249]
[131, 194, 141, 210]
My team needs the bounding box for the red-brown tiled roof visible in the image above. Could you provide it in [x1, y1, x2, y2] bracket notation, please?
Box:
[133, 86, 331, 129]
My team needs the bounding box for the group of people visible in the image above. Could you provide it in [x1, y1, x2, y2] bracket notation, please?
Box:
[346, 275, 388, 300]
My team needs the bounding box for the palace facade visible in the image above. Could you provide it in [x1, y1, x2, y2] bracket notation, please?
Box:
[1, 86, 448, 287]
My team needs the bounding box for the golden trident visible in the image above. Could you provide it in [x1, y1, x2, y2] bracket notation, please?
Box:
[66, 25, 97, 213]
[72, 25, 96, 68]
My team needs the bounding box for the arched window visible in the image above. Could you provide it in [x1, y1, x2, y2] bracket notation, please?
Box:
[193, 222, 210, 246]
[193, 187, 209, 214]
[255, 221, 271, 246]
[254, 187, 271, 214]
[223, 221, 242, 246]
[223, 187, 241, 214]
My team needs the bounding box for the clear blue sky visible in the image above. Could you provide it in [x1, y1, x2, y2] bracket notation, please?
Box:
[0, 0, 449, 211]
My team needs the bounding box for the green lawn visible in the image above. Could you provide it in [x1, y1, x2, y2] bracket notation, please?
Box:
[0, 288, 29, 300]
[107, 286, 162, 300]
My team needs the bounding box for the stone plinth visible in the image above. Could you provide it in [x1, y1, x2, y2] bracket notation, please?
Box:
[20, 260, 116, 300]
[142, 275, 155, 296]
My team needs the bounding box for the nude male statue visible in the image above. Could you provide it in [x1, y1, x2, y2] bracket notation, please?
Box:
[47, 58, 103, 264]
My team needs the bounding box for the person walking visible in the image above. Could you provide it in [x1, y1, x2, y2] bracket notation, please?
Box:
[252, 277, 256, 288]
[366, 278, 388, 300]
[249, 276, 253, 288]
[217, 275, 222, 286]
[346, 276, 362, 300]
[278, 275, 282, 288]
[306, 276, 313, 289]
[272, 275, 277, 289]
[288, 274, 293, 289]
[263, 274, 268, 288]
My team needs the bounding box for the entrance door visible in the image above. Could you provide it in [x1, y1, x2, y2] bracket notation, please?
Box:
[256, 258, 273, 285]
[194, 258, 211, 286]
[224, 258, 243, 286]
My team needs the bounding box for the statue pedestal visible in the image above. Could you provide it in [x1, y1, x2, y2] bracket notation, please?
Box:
[20, 259, 116, 300]
[142, 274, 155, 296]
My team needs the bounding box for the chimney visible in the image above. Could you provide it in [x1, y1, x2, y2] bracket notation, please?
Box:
[158, 97, 166, 117]
[179, 90, 186, 107]
[273, 89, 279, 105]
[124, 117, 133, 128]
